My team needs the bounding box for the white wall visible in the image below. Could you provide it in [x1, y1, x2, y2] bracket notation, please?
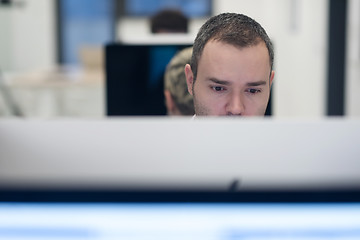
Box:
[0, 0, 56, 72]
[0, 6, 13, 71]
[346, 0, 360, 117]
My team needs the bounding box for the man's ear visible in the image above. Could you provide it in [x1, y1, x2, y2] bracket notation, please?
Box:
[185, 64, 194, 96]
[269, 70, 275, 88]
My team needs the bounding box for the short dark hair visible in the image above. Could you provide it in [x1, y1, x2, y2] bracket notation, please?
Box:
[150, 9, 188, 33]
[191, 13, 274, 81]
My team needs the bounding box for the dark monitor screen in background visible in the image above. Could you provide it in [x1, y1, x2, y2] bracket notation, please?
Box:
[106, 44, 191, 116]
[121, 0, 212, 18]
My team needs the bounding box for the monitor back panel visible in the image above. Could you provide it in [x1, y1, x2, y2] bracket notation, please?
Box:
[106, 44, 191, 116]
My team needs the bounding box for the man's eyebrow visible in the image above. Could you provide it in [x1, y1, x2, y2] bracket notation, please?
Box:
[207, 78, 231, 85]
[246, 81, 267, 87]
[208, 78, 267, 86]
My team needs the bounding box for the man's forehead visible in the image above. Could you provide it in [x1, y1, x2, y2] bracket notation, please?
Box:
[200, 40, 271, 67]
[197, 45, 271, 86]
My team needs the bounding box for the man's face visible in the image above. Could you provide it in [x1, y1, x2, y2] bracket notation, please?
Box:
[185, 40, 274, 116]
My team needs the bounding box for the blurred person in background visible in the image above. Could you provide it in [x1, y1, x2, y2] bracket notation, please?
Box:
[150, 9, 188, 33]
[164, 47, 194, 116]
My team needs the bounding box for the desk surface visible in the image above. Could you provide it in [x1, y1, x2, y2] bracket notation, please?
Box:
[8, 67, 104, 88]
[1, 67, 104, 118]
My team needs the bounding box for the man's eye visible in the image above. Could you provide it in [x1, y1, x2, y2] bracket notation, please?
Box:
[212, 86, 225, 92]
[247, 89, 261, 94]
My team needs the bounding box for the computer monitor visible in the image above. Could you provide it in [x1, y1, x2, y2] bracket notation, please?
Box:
[106, 44, 191, 116]
[1, 117, 360, 190]
[1, 118, 360, 239]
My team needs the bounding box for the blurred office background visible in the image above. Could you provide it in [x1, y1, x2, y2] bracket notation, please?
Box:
[0, 0, 359, 118]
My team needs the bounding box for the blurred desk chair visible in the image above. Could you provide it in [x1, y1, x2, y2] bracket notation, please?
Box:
[0, 69, 23, 117]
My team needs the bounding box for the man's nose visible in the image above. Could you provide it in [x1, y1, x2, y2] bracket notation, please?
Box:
[226, 93, 244, 115]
